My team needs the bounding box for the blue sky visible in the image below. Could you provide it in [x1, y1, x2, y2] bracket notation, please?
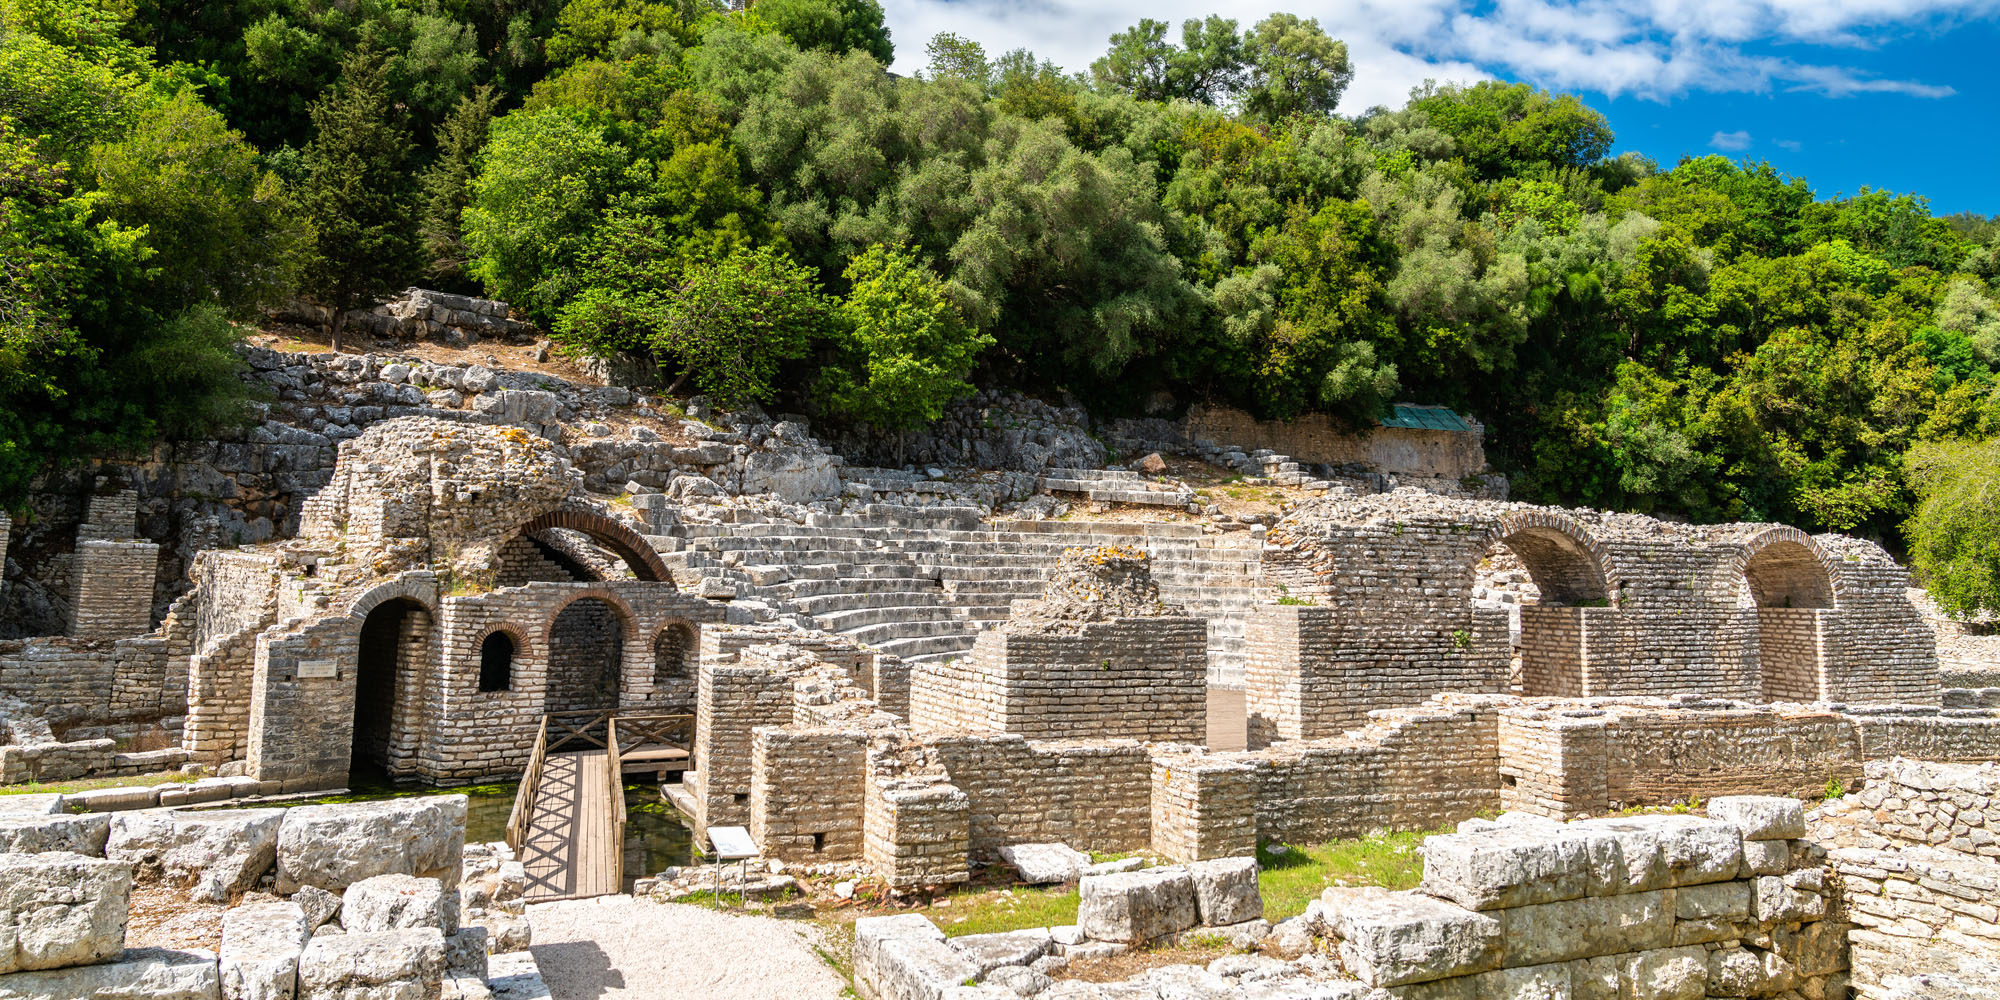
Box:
[877, 0, 2000, 217]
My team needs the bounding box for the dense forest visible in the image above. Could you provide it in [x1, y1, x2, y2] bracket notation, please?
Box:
[3, 0, 1999, 607]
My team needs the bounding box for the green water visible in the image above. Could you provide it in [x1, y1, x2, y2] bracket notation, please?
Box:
[259, 773, 694, 886]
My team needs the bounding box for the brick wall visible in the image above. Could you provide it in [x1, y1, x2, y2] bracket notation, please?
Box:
[912, 618, 1206, 743]
[928, 734, 1152, 857]
[69, 541, 160, 641]
[750, 726, 869, 862]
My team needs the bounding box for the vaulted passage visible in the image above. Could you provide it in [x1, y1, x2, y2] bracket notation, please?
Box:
[1746, 540, 1835, 701]
[547, 598, 624, 714]
[352, 597, 430, 779]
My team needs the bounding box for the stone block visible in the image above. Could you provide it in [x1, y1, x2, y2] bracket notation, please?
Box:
[291, 889, 339, 933]
[485, 952, 548, 1000]
[995, 844, 1089, 885]
[1186, 857, 1262, 926]
[275, 797, 465, 894]
[441, 930, 486, 981]
[1466, 962, 1570, 1000]
[341, 875, 453, 935]
[1739, 840, 1790, 877]
[949, 929, 1051, 976]
[1707, 797, 1806, 841]
[1316, 886, 1502, 987]
[70, 787, 162, 812]
[1496, 890, 1673, 967]
[0, 946, 219, 1000]
[1616, 947, 1705, 1000]
[0, 813, 110, 856]
[0, 852, 132, 973]
[1705, 947, 1794, 998]
[1570, 955, 1619, 1000]
[220, 902, 307, 1000]
[108, 809, 284, 903]
[1582, 815, 1740, 888]
[0, 795, 64, 817]
[1077, 868, 1198, 944]
[1419, 827, 1590, 910]
[296, 928, 445, 1000]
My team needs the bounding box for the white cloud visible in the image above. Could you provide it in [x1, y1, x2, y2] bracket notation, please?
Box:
[1709, 129, 1753, 150]
[876, 0, 1970, 110]
[1774, 138, 1804, 151]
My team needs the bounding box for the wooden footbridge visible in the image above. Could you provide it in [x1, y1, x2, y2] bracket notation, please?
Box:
[505, 710, 692, 902]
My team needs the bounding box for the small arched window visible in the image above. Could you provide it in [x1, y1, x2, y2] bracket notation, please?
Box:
[653, 624, 695, 686]
[479, 632, 515, 693]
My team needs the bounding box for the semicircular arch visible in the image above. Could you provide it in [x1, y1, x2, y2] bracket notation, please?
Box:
[515, 506, 672, 584]
[1487, 510, 1618, 606]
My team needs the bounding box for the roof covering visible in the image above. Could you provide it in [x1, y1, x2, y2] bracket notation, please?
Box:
[1380, 404, 1475, 432]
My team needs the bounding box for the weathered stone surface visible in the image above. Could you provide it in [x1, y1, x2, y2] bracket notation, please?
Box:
[1466, 962, 1570, 1000]
[275, 798, 465, 894]
[950, 929, 1052, 976]
[995, 844, 1090, 885]
[1739, 839, 1790, 877]
[1316, 886, 1501, 987]
[0, 946, 219, 1000]
[483, 953, 547, 1000]
[440, 930, 485, 981]
[291, 889, 339, 933]
[1186, 857, 1262, 926]
[0, 852, 132, 973]
[854, 914, 977, 1000]
[0, 812, 110, 856]
[0, 795, 64, 817]
[1418, 827, 1589, 910]
[1617, 946, 1706, 1000]
[1077, 868, 1199, 944]
[108, 809, 284, 903]
[1707, 797, 1806, 841]
[220, 902, 307, 1000]
[1582, 815, 1740, 888]
[978, 965, 1051, 998]
[296, 928, 444, 1000]
[341, 875, 452, 935]
[1706, 946, 1793, 997]
[1497, 890, 1674, 967]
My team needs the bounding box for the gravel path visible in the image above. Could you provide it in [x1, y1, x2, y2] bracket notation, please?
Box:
[527, 897, 849, 1000]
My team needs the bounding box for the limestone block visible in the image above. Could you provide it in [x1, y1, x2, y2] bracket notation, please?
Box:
[995, 844, 1089, 885]
[1077, 868, 1198, 944]
[1708, 797, 1807, 841]
[949, 929, 1052, 976]
[0, 946, 219, 1000]
[108, 809, 284, 903]
[855, 915, 949, 1000]
[978, 965, 1050, 997]
[0, 852, 132, 973]
[441, 930, 485, 981]
[0, 813, 110, 856]
[1466, 962, 1570, 1000]
[1705, 947, 1794, 998]
[1316, 886, 1502, 987]
[341, 875, 453, 935]
[1616, 947, 1705, 1000]
[291, 889, 340, 933]
[1671, 880, 1752, 946]
[1750, 876, 1822, 924]
[1496, 890, 1673, 967]
[1582, 815, 1740, 888]
[220, 902, 307, 1000]
[69, 787, 162, 812]
[296, 928, 445, 1000]
[1739, 840, 1790, 877]
[0, 795, 64, 817]
[483, 953, 546, 1000]
[1186, 857, 1262, 926]
[1570, 955, 1619, 1000]
[873, 936, 979, 1000]
[1418, 828, 1589, 910]
[275, 797, 466, 894]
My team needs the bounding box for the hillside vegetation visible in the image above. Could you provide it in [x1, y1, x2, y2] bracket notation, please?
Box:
[3, 0, 1998, 607]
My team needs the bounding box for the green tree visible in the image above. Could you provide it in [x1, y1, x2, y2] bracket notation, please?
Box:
[924, 32, 989, 89]
[821, 244, 993, 428]
[1906, 438, 2000, 616]
[296, 48, 423, 351]
[418, 86, 500, 285]
[463, 108, 631, 319]
[1240, 14, 1349, 120]
[752, 0, 893, 64]
[1408, 81, 1613, 180]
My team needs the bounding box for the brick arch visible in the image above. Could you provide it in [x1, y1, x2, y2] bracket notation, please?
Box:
[471, 621, 534, 659]
[540, 588, 640, 645]
[515, 506, 672, 584]
[1735, 527, 1838, 609]
[345, 574, 438, 621]
[1486, 510, 1618, 606]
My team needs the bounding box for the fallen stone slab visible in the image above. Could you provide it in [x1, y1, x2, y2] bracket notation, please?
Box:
[0, 947, 218, 1000]
[67, 787, 162, 813]
[341, 874, 454, 935]
[0, 794, 64, 817]
[1418, 826, 1591, 910]
[220, 901, 307, 1000]
[996, 843, 1090, 885]
[1186, 856, 1261, 926]
[485, 952, 548, 1000]
[855, 914, 974, 1000]
[950, 929, 1052, 976]
[1077, 867, 1198, 944]
[1708, 796, 1807, 841]
[0, 812, 111, 856]
[0, 852, 133, 973]
[296, 928, 444, 1000]
[275, 797, 466, 894]
[109, 809, 284, 903]
[1316, 886, 1502, 987]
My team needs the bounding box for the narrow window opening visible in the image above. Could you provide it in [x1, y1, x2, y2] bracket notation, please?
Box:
[812, 832, 826, 854]
[479, 632, 515, 693]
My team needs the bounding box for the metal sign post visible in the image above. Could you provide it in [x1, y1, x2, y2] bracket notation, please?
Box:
[707, 825, 759, 907]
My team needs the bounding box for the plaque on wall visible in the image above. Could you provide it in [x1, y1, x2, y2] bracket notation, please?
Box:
[297, 659, 338, 680]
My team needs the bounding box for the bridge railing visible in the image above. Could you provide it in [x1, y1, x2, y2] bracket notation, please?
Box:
[505, 714, 550, 852]
[607, 716, 627, 888]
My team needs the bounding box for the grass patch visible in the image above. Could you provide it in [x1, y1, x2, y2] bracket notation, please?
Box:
[1256, 826, 1442, 920]
[936, 885, 1080, 938]
[0, 769, 208, 796]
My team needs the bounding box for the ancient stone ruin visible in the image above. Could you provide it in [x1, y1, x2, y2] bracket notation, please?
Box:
[0, 346, 1994, 999]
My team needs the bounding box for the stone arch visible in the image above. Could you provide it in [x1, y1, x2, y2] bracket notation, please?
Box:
[543, 594, 631, 714]
[346, 575, 439, 622]
[1737, 528, 1837, 609]
[515, 506, 671, 584]
[475, 624, 528, 693]
[1489, 511, 1616, 606]
[351, 595, 432, 778]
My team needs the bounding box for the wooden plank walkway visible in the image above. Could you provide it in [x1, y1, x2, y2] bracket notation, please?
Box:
[519, 750, 621, 902]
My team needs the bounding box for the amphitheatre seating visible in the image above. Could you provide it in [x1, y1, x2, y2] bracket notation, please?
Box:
[665, 508, 1267, 682]
[1039, 468, 1195, 507]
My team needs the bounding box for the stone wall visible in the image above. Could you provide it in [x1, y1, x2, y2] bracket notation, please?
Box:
[750, 726, 869, 862]
[1845, 703, 2000, 761]
[910, 620, 1206, 742]
[927, 735, 1152, 858]
[689, 659, 793, 838]
[1182, 403, 1487, 479]
[68, 541, 160, 641]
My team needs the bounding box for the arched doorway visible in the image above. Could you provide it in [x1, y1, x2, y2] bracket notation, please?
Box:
[1475, 522, 1613, 697]
[352, 597, 431, 780]
[547, 598, 625, 714]
[652, 623, 696, 708]
[1743, 538, 1835, 701]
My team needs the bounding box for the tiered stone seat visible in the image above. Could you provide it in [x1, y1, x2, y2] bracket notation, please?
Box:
[1039, 468, 1196, 507]
[663, 508, 1269, 683]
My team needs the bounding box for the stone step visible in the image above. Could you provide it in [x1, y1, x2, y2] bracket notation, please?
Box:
[785, 577, 944, 599]
[840, 618, 975, 646]
[793, 590, 952, 614]
[872, 633, 981, 660]
[815, 604, 959, 631]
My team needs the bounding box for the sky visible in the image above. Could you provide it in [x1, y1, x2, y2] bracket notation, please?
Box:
[875, 0, 2000, 217]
